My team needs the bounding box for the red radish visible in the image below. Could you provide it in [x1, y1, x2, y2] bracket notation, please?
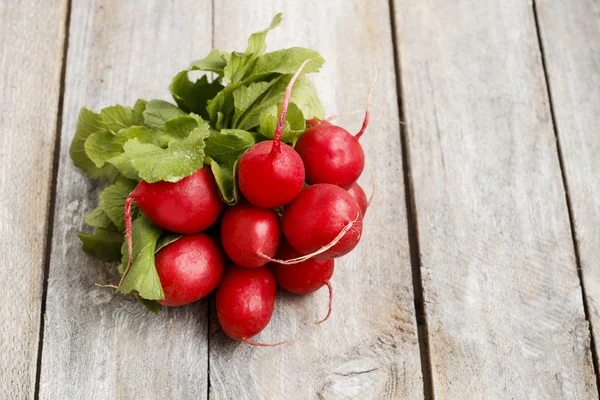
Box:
[237, 60, 311, 208]
[216, 264, 285, 346]
[283, 183, 363, 260]
[294, 121, 364, 189]
[220, 201, 281, 268]
[271, 241, 334, 323]
[155, 234, 224, 306]
[121, 167, 223, 288]
[295, 77, 376, 189]
[125, 166, 222, 235]
[347, 182, 368, 217]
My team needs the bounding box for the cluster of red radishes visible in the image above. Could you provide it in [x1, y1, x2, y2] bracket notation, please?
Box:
[122, 62, 371, 345]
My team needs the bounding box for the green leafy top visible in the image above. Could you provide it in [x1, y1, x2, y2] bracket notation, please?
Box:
[143, 100, 187, 130]
[125, 123, 210, 183]
[224, 13, 283, 84]
[69, 12, 326, 311]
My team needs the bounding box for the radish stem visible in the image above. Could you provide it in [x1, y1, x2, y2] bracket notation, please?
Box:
[118, 193, 135, 291]
[242, 337, 294, 347]
[271, 59, 313, 155]
[315, 280, 333, 324]
[355, 68, 378, 140]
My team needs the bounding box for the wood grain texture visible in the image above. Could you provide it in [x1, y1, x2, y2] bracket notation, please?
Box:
[393, 0, 598, 398]
[535, 0, 600, 364]
[210, 3, 423, 399]
[38, 1, 212, 398]
[0, 1, 68, 398]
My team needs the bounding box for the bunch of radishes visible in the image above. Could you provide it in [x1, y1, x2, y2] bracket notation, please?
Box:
[71, 14, 372, 345]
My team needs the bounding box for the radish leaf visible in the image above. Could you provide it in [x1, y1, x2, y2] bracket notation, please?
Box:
[142, 100, 186, 130]
[124, 124, 210, 183]
[98, 178, 137, 232]
[84, 206, 116, 230]
[118, 215, 164, 300]
[70, 108, 118, 180]
[224, 13, 282, 84]
[205, 129, 255, 164]
[77, 228, 123, 262]
[133, 99, 148, 115]
[106, 153, 140, 181]
[236, 74, 323, 130]
[210, 158, 240, 205]
[187, 49, 228, 76]
[258, 102, 306, 143]
[231, 81, 273, 127]
[134, 295, 163, 314]
[155, 234, 183, 253]
[248, 47, 325, 78]
[85, 126, 163, 168]
[170, 73, 224, 119]
[163, 114, 204, 141]
[100, 105, 142, 133]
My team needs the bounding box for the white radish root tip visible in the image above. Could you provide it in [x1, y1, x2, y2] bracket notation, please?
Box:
[315, 280, 333, 324]
[259, 214, 361, 265]
[95, 283, 119, 290]
[271, 59, 313, 155]
[355, 67, 378, 140]
[324, 109, 363, 122]
[242, 337, 295, 347]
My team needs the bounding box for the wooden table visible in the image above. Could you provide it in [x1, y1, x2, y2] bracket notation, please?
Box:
[1, 0, 598, 398]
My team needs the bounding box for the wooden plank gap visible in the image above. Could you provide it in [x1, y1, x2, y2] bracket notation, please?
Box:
[206, 298, 213, 400]
[33, 0, 73, 398]
[387, 0, 433, 398]
[209, 5, 423, 398]
[38, 2, 212, 397]
[531, 0, 600, 392]
[206, 2, 215, 398]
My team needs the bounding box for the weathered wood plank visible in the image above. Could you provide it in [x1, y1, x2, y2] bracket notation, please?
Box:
[209, 4, 423, 399]
[536, 0, 600, 367]
[0, 1, 68, 398]
[392, 0, 598, 397]
[38, 1, 212, 398]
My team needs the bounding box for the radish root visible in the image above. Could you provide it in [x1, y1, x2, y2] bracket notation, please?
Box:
[315, 280, 333, 324]
[355, 67, 378, 140]
[95, 283, 119, 290]
[271, 59, 312, 155]
[324, 109, 363, 122]
[242, 337, 295, 347]
[259, 214, 361, 265]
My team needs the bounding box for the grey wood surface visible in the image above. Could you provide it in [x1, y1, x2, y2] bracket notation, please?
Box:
[38, 1, 213, 398]
[536, 0, 600, 365]
[392, 0, 598, 398]
[0, 1, 68, 398]
[3, 0, 598, 398]
[208, 3, 424, 399]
